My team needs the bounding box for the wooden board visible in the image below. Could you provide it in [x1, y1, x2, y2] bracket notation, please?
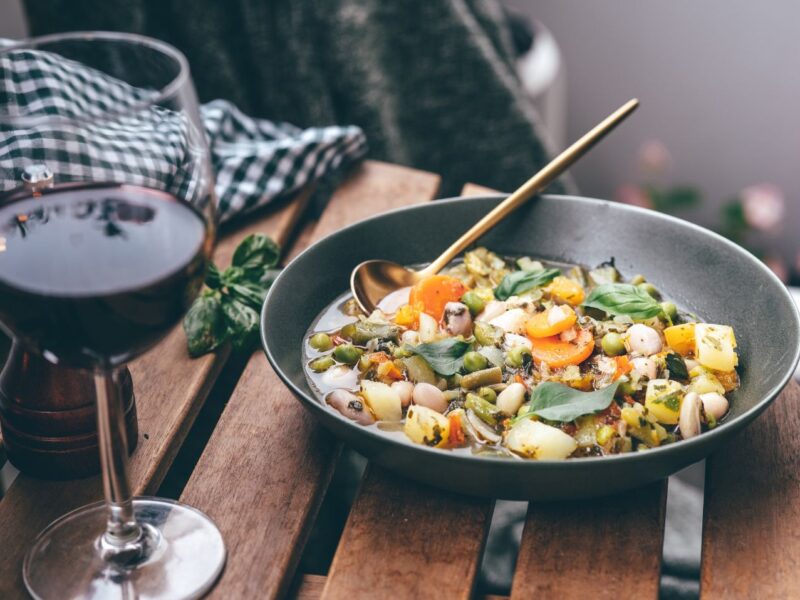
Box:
[510, 483, 667, 599]
[322, 466, 493, 600]
[701, 380, 800, 598]
[320, 182, 497, 600]
[179, 160, 441, 599]
[0, 188, 313, 598]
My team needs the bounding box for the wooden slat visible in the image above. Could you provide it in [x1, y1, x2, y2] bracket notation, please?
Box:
[701, 380, 800, 598]
[291, 573, 508, 600]
[179, 160, 441, 599]
[0, 189, 313, 598]
[321, 181, 497, 600]
[510, 483, 667, 599]
[322, 467, 493, 600]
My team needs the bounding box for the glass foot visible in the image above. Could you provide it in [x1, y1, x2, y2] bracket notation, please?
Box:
[24, 497, 226, 600]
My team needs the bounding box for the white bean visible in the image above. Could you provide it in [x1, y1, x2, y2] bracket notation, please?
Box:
[630, 357, 657, 380]
[327, 389, 375, 425]
[412, 382, 448, 413]
[700, 392, 729, 420]
[401, 330, 420, 345]
[496, 382, 526, 416]
[442, 302, 473, 336]
[679, 391, 701, 438]
[477, 300, 507, 322]
[626, 324, 663, 356]
[391, 381, 415, 408]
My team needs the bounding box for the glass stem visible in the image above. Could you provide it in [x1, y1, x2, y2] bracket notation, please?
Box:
[95, 369, 141, 546]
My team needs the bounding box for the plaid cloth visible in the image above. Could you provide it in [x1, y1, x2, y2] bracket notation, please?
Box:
[0, 41, 367, 222]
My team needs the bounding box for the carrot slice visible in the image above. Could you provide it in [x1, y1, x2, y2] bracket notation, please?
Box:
[408, 275, 468, 320]
[525, 305, 577, 338]
[546, 276, 585, 306]
[530, 328, 594, 368]
[613, 355, 633, 380]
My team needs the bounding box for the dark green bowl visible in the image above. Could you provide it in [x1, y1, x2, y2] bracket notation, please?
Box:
[261, 195, 800, 500]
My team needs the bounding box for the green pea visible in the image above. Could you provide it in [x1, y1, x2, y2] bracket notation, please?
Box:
[463, 351, 488, 373]
[630, 274, 647, 285]
[506, 345, 532, 368]
[660, 301, 678, 320]
[309, 355, 335, 372]
[637, 282, 660, 298]
[477, 386, 497, 404]
[601, 332, 625, 356]
[333, 343, 363, 365]
[618, 379, 637, 396]
[309, 332, 333, 351]
[461, 291, 486, 316]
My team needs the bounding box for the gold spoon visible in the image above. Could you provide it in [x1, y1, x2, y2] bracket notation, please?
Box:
[351, 98, 640, 314]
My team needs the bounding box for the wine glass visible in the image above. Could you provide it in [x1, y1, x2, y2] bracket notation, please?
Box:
[0, 32, 225, 598]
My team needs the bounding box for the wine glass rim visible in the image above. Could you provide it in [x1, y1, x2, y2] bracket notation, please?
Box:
[0, 30, 191, 122]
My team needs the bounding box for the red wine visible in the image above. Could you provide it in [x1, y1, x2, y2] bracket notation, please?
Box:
[0, 183, 211, 369]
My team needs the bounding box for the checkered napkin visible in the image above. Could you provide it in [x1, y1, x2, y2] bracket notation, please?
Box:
[0, 41, 367, 222]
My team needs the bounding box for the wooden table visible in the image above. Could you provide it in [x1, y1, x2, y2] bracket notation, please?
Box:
[1, 160, 799, 599]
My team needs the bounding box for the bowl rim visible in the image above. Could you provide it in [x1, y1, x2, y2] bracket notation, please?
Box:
[262, 193, 800, 470]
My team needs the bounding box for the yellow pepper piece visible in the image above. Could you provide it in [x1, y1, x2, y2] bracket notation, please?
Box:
[664, 323, 695, 355]
[546, 276, 585, 306]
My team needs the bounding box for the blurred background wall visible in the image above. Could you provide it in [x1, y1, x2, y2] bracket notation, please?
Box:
[3, 0, 797, 268]
[505, 0, 800, 271]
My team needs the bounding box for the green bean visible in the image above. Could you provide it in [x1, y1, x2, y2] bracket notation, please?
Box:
[463, 351, 488, 373]
[333, 343, 363, 365]
[601, 332, 625, 356]
[309, 355, 335, 372]
[309, 332, 333, 351]
[477, 387, 497, 403]
[460, 366, 503, 389]
[461, 291, 486, 316]
[465, 393, 501, 426]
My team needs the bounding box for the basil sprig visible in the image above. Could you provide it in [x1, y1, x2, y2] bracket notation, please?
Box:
[581, 283, 663, 320]
[409, 338, 471, 376]
[494, 268, 560, 301]
[515, 381, 620, 423]
[183, 234, 280, 357]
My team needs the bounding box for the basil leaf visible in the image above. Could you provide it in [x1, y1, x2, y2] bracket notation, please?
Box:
[206, 263, 222, 289]
[228, 281, 270, 311]
[221, 297, 260, 351]
[523, 381, 620, 422]
[581, 283, 663, 319]
[494, 268, 560, 301]
[409, 338, 471, 376]
[183, 293, 227, 357]
[665, 352, 689, 382]
[232, 234, 280, 273]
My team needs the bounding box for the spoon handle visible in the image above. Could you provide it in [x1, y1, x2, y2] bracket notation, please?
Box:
[421, 98, 639, 277]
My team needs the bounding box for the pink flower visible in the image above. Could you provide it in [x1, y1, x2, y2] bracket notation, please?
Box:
[638, 140, 672, 177]
[616, 184, 652, 209]
[764, 256, 789, 283]
[740, 183, 784, 231]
